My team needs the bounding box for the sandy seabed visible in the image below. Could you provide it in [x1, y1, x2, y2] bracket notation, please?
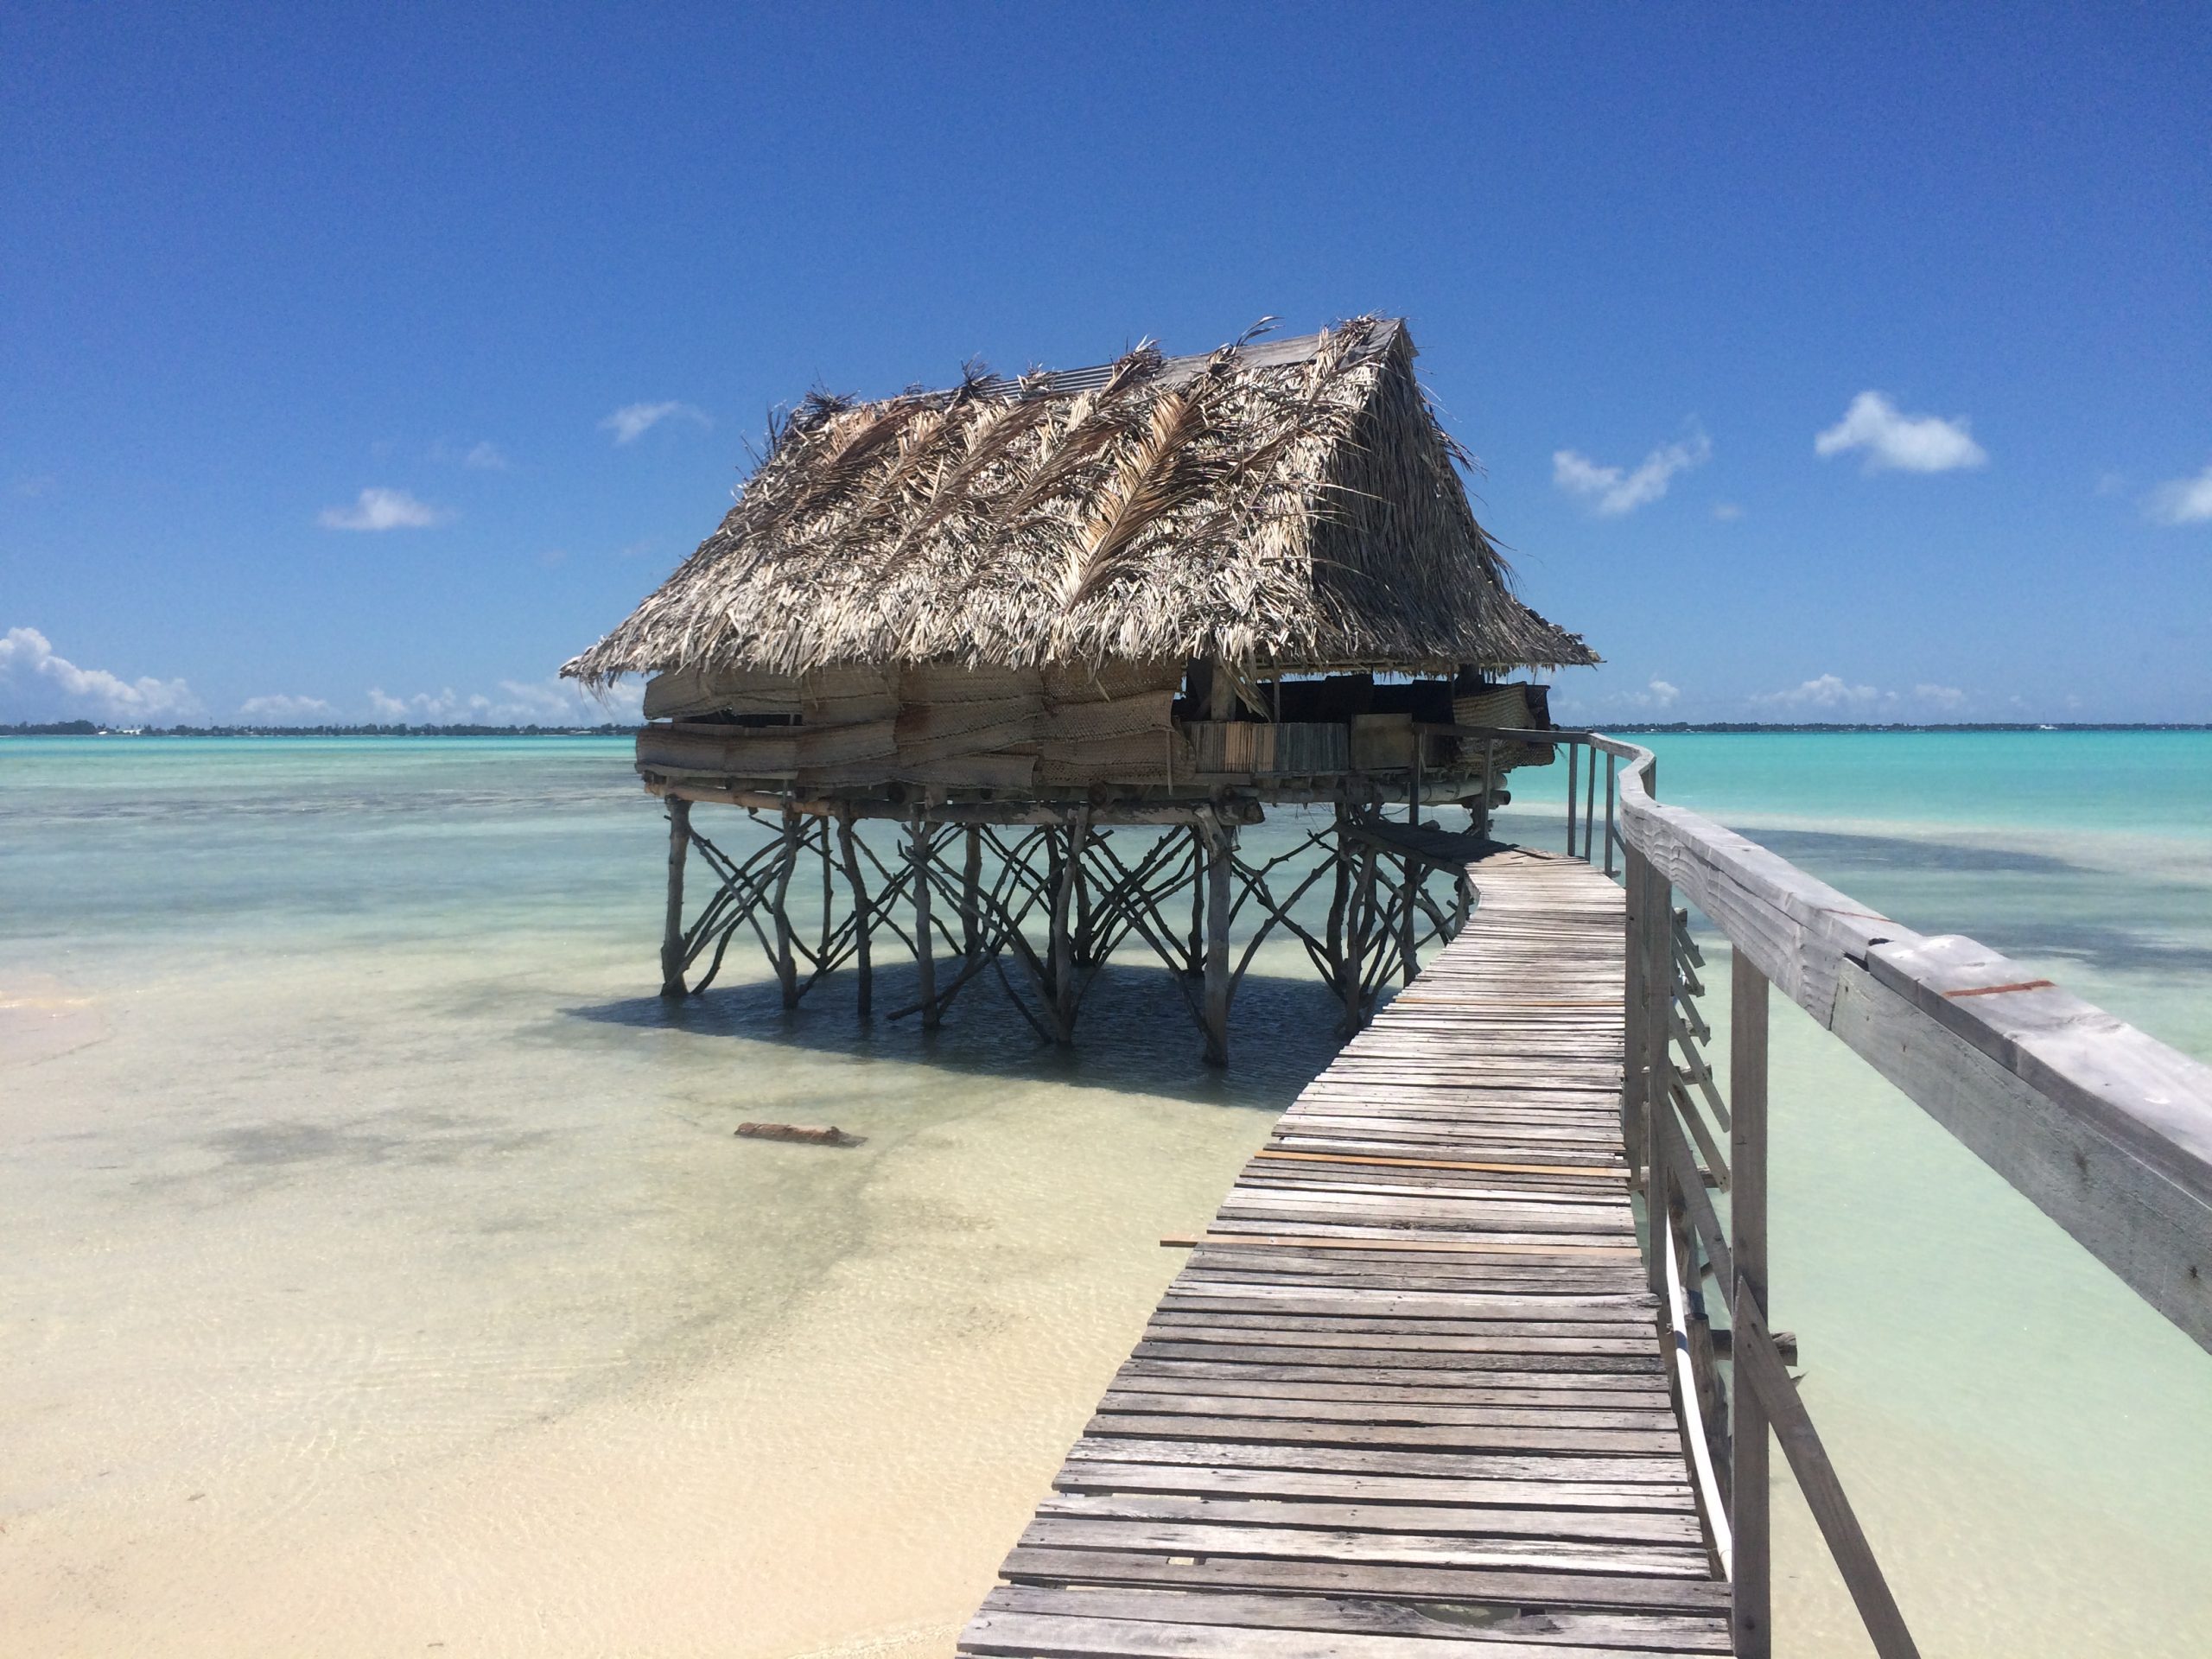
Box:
[6, 736, 2212, 1656]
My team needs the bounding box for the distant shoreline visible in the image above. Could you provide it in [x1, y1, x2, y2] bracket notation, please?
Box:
[6, 721, 2209, 739]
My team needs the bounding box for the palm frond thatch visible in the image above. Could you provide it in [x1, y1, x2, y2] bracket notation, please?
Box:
[563, 317, 1597, 688]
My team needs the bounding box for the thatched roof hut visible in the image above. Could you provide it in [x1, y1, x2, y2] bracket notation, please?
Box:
[586, 319, 1601, 1058]
[565, 317, 1592, 691]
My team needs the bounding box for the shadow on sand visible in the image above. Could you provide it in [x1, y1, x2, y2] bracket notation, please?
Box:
[563, 956, 1363, 1112]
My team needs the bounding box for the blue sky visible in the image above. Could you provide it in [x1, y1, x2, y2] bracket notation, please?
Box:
[3, 3, 2209, 726]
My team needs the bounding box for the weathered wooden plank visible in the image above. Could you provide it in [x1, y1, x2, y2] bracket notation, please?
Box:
[1016, 1516, 1710, 1578]
[1086, 1412, 1681, 1457]
[962, 1607, 1705, 1658]
[975, 1585, 1731, 1653]
[1037, 1491, 1705, 1546]
[1053, 1459, 1695, 1512]
[1063, 1436, 1694, 1486]
[995, 1547, 1733, 1613]
[962, 850, 1727, 1657]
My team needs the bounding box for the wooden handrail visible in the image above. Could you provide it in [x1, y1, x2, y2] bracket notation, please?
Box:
[1593, 733, 2212, 1351]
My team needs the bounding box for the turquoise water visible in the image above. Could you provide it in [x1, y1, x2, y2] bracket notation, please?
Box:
[3, 733, 2209, 1655]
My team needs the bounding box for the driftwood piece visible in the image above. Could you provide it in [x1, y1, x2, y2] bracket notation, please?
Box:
[734, 1122, 861, 1147]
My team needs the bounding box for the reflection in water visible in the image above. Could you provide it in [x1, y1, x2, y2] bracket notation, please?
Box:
[2, 734, 2209, 1656]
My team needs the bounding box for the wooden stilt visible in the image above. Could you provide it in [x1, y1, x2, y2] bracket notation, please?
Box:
[1072, 831, 1096, 966]
[1047, 809, 1090, 1042]
[836, 808, 872, 1016]
[1186, 824, 1205, 976]
[961, 825, 983, 965]
[1200, 813, 1233, 1065]
[660, 797, 691, 998]
[1342, 834, 1377, 1037]
[912, 813, 938, 1030]
[1399, 850, 1419, 988]
[772, 804, 801, 1009]
[819, 815, 833, 954]
[1325, 800, 1352, 1028]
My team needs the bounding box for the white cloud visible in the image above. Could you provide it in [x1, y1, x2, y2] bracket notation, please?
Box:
[0, 626, 201, 721]
[318, 486, 448, 531]
[1549, 675, 1681, 720]
[238, 693, 335, 721]
[1912, 683, 1966, 710]
[1711, 501, 1743, 522]
[1553, 427, 1711, 516]
[1815, 391, 1986, 474]
[1756, 673, 1883, 709]
[429, 438, 510, 471]
[365, 677, 644, 726]
[2145, 461, 2212, 526]
[601, 401, 712, 445]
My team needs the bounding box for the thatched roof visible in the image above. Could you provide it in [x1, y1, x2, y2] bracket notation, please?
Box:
[564, 317, 1596, 688]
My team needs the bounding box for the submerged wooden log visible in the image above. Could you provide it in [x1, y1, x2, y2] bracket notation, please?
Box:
[734, 1122, 861, 1147]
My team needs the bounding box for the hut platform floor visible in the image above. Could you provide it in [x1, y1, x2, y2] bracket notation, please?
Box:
[958, 848, 1731, 1659]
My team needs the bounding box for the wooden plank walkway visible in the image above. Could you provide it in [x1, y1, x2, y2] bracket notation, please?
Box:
[960, 849, 1731, 1658]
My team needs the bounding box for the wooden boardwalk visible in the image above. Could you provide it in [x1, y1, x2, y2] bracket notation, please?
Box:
[961, 849, 1731, 1658]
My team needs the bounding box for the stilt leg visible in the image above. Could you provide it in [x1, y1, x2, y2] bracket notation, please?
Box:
[773, 805, 800, 1010]
[836, 808, 872, 1016]
[962, 825, 983, 965]
[1047, 809, 1089, 1043]
[1201, 813, 1234, 1065]
[1400, 852, 1419, 987]
[819, 817, 832, 957]
[1186, 825, 1205, 976]
[1073, 832, 1096, 967]
[1343, 837, 1377, 1037]
[660, 796, 691, 998]
[912, 814, 938, 1030]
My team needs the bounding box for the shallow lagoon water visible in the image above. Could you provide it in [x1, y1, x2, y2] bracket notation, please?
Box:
[3, 732, 2209, 1655]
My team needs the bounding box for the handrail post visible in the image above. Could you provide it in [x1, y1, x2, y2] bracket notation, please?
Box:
[1583, 741, 1598, 861]
[1622, 845, 1649, 1183]
[1641, 854, 1675, 1297]
[1603, 753, 1617, 878]
[1566, 741, 1580, 855]
[1731, 950, 1771, 1656]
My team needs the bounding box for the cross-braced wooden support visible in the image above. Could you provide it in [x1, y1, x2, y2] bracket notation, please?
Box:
[654, 796, 1471, 1062]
